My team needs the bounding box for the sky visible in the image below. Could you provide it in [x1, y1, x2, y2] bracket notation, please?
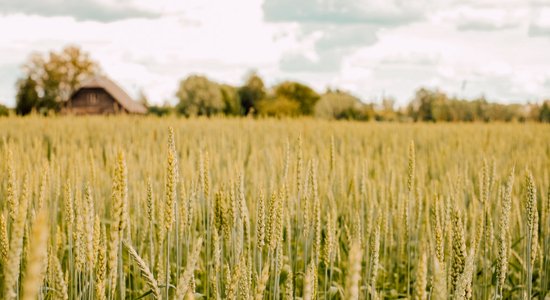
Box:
[1, 0, 550, 107]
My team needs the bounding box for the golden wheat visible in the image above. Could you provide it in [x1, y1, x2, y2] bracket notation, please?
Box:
[0, 116, 547, 300]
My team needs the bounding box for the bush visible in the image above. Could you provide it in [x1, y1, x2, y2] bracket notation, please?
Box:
[257, 97, 301, 117]
[0, 104, 9, 117]
[315, 91, 371, 120]
[148, 105, 173, 117]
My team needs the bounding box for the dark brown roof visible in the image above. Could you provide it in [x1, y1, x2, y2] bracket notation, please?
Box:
[75, 76, 147, 114]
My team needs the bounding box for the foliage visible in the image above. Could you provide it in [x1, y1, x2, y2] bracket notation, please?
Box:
[272, 81, 320, 115]
[147, 105, 173, 117]
[407, 88, 537, 122]
[315, 90, 370, 120]
[540, 100, 550, 123]
[220, 84, 242, 116]
[15, 46, 100, 115]
[175, 75, 225, 116]
[15, 76, 39, 116]
[238, 72, 265, 115]
[257, 96, 301, 117]
[0, 103, 10, 117]
[374, 98, 401, 121]
[408, 88, 447, 122]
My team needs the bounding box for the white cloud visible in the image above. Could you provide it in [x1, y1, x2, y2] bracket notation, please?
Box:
[1, 0, 550, 107]
[433, 6, 529, 30]
[529, 6, 550, 35]
[0, 0, 306, 106]
[335, 16, 550, 104]
[0, 0, 158, 22]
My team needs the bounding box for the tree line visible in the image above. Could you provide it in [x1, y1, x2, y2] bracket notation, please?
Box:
[5, 46, 550, 122]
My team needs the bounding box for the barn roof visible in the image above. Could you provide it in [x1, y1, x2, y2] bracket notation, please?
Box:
[75, 76, 147, 114]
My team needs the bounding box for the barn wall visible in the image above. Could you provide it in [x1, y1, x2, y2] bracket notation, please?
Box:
[66, 88, 127, 115]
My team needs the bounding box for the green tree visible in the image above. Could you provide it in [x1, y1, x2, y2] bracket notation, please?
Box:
[175, 75, 224, 116]
[15, 46, 100, 115]
[315, 90, 367, 120]
[272, 81, 319, 115]
[220, 84, 242, 116]
[406, 89, 538, 123]
[238, 72, 266, 115]
[257, 97, 301, 117]
[148, 104, 173, 117]
[375, 98, 399, 121]
[15, 76, 39, 115]
[540, 101, 550, 123]
[0, 103, 9, 117]
[408, 88, 447, 122]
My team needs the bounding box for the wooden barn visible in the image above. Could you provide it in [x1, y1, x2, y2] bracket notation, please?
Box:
[64, 76, 147, 115]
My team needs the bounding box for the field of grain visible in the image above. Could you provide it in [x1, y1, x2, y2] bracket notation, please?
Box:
[0, 116, 548, 300]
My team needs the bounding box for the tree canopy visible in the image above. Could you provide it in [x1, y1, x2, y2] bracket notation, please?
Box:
[407, 88, 539, 122]
[0, 103, 9, 117]
[220, 84, 242, 116]
[315, 90, 370, 120]
[272, 81, 320, 115]
[175, 75, 225, 116]
[15, 46, 100, 115]
[238, 72, 265, 115]
[540, 101, 550, 122]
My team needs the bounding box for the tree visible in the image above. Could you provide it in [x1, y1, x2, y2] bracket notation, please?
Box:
[257, 97, 301, 117]
[315, 90, 367, 120]
[375, 98, 399, 121]
[408, 88, 447, 122]
[220, 84, 242, 116]
[175, 75, 224, 116]
[15, 76, 39, 115]
[148, 104, 173, 117]
[272, 81, 319, 115]
[238, 72, 266, 115]
[539, 101, 550, 123]
[15, 46, 100, 115]
[0, 103, 9, 117]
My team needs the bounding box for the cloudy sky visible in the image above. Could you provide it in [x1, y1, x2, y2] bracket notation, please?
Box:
[1, 0, 550, 107]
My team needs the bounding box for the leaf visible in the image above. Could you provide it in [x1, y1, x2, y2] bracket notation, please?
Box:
[328, 286, 339, 296]
[134, 290, 153, 300]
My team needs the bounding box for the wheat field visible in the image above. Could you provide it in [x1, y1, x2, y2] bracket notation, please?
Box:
[0, 116, 548, 300]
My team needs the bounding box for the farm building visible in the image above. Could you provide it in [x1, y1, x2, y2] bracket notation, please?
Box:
[64, 76, 147, 115]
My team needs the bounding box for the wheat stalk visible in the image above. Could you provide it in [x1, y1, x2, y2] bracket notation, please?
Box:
[4, 175, 29, 300]
[345, 240, 362, 300]
[21, 209, 49, 300]
[303, 261, 316, 300]
[254, 264, 270, 300]
[123, 240, 161, 299]
[175, 237, 203, 300]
